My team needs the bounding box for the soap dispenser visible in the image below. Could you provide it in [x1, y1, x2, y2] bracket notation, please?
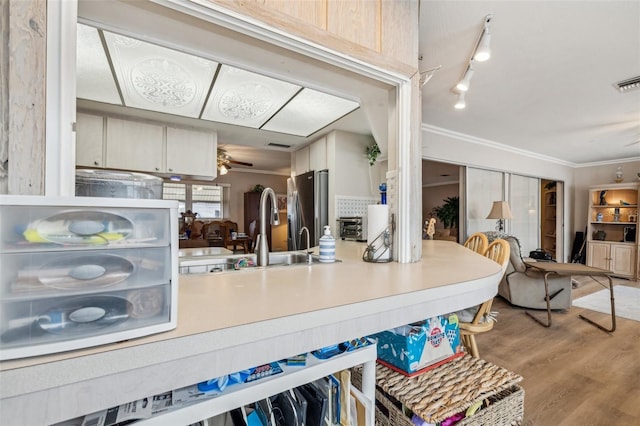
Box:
[319, 225, 336, 263]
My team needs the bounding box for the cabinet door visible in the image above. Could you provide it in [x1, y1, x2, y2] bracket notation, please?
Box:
[309, 137, 327, 171]
[106, 117, 164, 172]
[294, 146, 310, 175]
[166, 127, 216, 177]
[610, 243, 636, 277]
[587, 241, 610, 270]
[76, 113, 104, 167]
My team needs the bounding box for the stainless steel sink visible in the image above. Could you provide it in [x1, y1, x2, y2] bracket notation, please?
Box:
[179, 250, 333, 274]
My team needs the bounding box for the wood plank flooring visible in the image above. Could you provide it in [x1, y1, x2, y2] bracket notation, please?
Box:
[478, 277, 640, 425]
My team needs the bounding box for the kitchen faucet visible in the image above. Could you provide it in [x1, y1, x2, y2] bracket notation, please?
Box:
[256, 187, 280, 266]
[299, 226, 313, 264]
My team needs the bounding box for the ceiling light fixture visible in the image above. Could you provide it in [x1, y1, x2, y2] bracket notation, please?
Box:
[219, 165, 228, 175]
[473, 16, 492, 62]
[456, 65, 474, 92]
[452, 14, 492, 109]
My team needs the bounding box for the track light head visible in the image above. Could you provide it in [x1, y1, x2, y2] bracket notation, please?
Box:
[473, 14, 492, 62]
[474, 31, 491, 62]
[456, 66, 474, 91]
[454, 92, 466, 109]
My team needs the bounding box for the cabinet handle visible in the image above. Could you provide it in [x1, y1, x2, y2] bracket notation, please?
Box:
[94, 161, 99, 166]
[168, 168, 173, 172]
[155, 167, 160, 171]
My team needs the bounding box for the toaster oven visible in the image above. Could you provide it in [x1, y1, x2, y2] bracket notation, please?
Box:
[337, 217, 367, 241]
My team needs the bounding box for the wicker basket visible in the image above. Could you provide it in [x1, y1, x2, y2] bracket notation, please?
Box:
[353, 355, 524, 425]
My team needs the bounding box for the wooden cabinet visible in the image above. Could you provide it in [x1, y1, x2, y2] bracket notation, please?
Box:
[244, 191, 272, 250]
[587, 241, 636, 277]
[76, 115, 217, 178]
[106, 117, 164, 172]
[541, 180, 557, 259]
[166, 126, 216, 178]
[309, 136, 327, 171]
[76, 112, 105, 167]
[586, 183, 639, 279]
[293, 146, 310, 175]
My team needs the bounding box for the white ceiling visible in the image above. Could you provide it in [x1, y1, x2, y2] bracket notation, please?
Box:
[419, 0, 640, 165]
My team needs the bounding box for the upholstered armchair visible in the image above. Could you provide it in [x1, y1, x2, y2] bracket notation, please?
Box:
[498, 235, 572, 310]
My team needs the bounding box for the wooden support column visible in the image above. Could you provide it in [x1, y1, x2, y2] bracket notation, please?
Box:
[3, 0, 46, 195]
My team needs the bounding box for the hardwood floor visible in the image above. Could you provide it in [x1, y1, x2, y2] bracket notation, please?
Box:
[478, 277, 640, 425]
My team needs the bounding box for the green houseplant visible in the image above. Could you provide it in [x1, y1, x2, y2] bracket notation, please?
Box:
[432, 196, 459, 230]
[366, 143, 381, 166]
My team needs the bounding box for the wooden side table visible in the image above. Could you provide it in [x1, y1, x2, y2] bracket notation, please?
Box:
[524, 262, 615, 332]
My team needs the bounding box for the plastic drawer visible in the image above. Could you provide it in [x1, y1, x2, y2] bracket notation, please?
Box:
[0, 284, 172, 359]
[0, 205, 170, 252]
[1, 247, 171, 300]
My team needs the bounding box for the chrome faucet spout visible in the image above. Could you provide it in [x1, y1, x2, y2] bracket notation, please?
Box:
[256, 188, 280, 266]
[299, 226, 312, 263]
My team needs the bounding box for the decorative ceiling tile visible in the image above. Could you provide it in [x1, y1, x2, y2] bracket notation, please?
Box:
[76, 24, 121, 105]
[103, 30, 218, 118]
[261, 88, 360, 136]
[201, 65, 301, 128]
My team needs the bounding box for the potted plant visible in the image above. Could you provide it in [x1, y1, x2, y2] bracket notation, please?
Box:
[366, 143, 381, 166]
[432, 196, 459, 230]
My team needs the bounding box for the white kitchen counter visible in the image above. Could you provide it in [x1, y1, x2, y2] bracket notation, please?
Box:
[0, 240, 501, 425]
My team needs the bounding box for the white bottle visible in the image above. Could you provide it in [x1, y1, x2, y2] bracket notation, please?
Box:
[319, 225, 336, 263]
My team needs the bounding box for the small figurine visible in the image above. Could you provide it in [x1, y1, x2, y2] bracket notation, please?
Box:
[426, 218, 436, 240]
[599, 190, 607, 206]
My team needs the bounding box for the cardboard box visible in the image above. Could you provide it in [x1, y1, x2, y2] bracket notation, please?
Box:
[371, 314, 462, 375]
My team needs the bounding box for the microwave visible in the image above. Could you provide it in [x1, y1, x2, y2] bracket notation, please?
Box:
[337, 217, 367, 241]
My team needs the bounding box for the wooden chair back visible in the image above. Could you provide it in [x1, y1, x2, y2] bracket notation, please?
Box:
[459, 238, 511, 358]
[484, 238, 511, 274]
[464, 232, 489, 254]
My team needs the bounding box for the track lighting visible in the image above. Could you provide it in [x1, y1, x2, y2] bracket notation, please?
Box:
[456, 66, 474, 92]
[452, 14, 492, 109]
[473, 17, 492, 62]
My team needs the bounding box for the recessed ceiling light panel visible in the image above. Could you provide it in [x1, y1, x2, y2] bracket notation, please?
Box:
[262, 88, 359, 137]
[103, 31, 218, 117]
[202, 65, 301, 128]
[76, 24, 121, 104]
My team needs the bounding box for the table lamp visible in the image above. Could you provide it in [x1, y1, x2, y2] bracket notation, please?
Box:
[486, 201, 512, 232]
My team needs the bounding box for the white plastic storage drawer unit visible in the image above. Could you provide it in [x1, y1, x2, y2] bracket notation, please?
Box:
[0, 195, 179, 360]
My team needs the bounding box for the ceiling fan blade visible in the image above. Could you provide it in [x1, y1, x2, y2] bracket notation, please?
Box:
[228, 159, 253, 167]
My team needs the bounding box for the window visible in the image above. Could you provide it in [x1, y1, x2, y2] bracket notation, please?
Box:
[163, 183, 225, 219]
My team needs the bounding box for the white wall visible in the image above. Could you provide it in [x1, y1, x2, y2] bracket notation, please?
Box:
[422, 126, 576, 261]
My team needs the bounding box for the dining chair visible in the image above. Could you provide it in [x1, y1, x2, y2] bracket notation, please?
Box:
[463, 232, 489, 254]
[459, 238, 510, 358]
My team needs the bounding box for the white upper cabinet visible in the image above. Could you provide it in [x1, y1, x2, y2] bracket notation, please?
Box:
[294, 146, 310, 175]
[76, 113, 105, 167]
[166, 127, 216, 178]
[106, 117, 164, 172]
[76, 115, 217, 179]
[309, 137, 327, 171]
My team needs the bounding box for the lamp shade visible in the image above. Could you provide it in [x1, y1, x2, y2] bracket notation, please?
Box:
[486, 201, 512, 219]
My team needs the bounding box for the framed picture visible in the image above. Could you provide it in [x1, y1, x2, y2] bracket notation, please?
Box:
[276, 194, 287, 212]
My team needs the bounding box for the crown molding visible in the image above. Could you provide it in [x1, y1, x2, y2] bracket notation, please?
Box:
[423, 124, 640, 168]
[422, 124, 576, 167]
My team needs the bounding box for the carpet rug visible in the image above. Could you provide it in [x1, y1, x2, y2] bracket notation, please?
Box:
[573, 285, 640, 322]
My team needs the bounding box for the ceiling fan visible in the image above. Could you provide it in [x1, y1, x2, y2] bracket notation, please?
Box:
[217, 148, 253, 175]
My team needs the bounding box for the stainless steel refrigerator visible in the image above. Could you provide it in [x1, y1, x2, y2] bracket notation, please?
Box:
[287, 169, 329, 250]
